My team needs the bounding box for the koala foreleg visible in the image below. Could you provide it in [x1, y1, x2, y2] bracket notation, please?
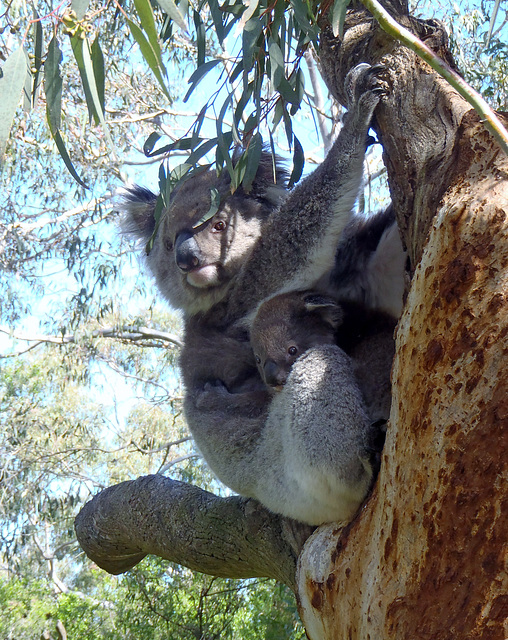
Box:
[228, 63, 387, 319]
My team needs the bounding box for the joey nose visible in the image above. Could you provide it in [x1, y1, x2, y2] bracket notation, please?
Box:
[263, 360, 287, 388]
[175, 231, 202, 272]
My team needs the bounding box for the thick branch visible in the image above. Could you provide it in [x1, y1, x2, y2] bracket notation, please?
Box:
[74, 475, 313, 592]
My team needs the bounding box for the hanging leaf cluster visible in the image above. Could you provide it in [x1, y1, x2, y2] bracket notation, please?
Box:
[0, 0, 327, 193]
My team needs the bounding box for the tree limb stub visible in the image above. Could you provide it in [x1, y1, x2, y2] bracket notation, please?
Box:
[74, 474, 313, 591]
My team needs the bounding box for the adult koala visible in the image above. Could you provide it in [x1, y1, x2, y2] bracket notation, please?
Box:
[120, 64, 402, 525]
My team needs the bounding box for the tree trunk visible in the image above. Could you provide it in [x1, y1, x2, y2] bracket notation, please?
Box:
[75, 4, 508, 639]
[297, 8, 508, 640]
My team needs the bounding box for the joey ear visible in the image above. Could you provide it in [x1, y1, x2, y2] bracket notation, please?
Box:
[117, 185, 158, 242]
[303, 293, 344, 329]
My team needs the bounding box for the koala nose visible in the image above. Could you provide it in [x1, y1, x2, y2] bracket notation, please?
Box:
[175, 231, 202, 272]
[263, 360, 287, 388]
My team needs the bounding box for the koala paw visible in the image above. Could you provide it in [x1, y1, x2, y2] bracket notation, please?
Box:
[195, 379, 230, 410]
[344, 63, 387, 126]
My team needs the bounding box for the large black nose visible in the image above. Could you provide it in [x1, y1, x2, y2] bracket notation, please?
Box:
[263, 360, 288, 388]
[174, 231, 202, 272]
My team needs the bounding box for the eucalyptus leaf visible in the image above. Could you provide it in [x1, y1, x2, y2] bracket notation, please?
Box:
[193, 187, 221, 228]
[242, 132, 263, 192]
[31, 12, 43, 108]
[289, 0, 318, 44]
[91, 38, 105, 114]
[242, 18, 263, 73]
[331, 0, 351, 37]
[184, 59, 221, 102]
[193, 10, 205, 67]
[127, 20, 170, 99]
[44, 37, 63, 132]
[72, 0, 89, 19]
[154, 0, 188, 32]
[134, 0, 162, 63]
[81, 38, 116, 158]
[268, 40, 284, 89]
[288, 134, 304, 187]
[50, 128, 88, 188]
[238, 0, 260, 30]
[0, 47, 29, 160]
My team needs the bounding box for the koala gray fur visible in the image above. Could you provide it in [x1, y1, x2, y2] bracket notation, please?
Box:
[119, 64, 396, 525]
[250, 291, 396, 423]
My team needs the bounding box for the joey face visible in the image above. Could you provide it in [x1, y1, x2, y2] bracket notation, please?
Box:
[251, 292, 339, 391]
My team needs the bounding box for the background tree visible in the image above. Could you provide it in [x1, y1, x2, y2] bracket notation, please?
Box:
[1, 0, 507, 638]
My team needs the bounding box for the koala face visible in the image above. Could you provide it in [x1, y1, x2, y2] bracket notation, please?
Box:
[122, 157, 288, 316]
[150, 181, 271, 315]
[251, 292, 341, 390]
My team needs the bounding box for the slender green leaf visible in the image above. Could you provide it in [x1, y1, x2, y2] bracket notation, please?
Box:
[144, 135, 203, 157]
[290, 67, 304, 114]
[143, 132, 162, 155]
[278, 76, 298, 105]
[208, 0, 225, 46]
[134, 0, 161, 63]
[238, 0, 260, 30]
[187, 137, 218, 165]
[154, 0, 188, 32]
[268, 40, 284, 89]
[71, 37, 93, 123]
[127, 20, 170, 99]
[184, 59, 221, 102]
[81, 37, 116, 159]
[289, 0, 318, 44]
[242, 18, 263, 74]
[91, 37, 105, 114]
[331, 0, 351, 37]
[72, 0, 89, 19]
[44, 37, 63, 132]
[288, 134, 304, 187]
[192, 106, 207, 146]
[50, 127, 88, 188]
[193, 10, 205, 67]
[28, 12, 44, 109]
[193, 187, 220, 228]
[242, 132, 263, 192]
[0, 47, 29, 160]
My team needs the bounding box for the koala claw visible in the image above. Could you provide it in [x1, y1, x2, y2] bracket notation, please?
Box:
[344, 62, 387, 117]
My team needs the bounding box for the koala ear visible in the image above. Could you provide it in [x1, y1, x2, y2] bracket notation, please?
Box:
[303, 293, 344, 329]
[116, 185, 158, 242]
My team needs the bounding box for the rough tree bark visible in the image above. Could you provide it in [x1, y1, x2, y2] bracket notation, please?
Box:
[75, 2, 508, 638]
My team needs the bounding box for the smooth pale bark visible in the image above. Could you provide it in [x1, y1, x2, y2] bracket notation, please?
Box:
[75, 4, 507, 638]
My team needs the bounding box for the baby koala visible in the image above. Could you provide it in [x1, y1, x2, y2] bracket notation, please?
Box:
[250, 291, 396, 423]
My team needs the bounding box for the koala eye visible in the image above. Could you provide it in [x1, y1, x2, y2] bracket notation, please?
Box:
[255, 355, 261, 364]
[165, 238, 173, 251]
[288, 346, 298, 357]
[212, 220, 226, 233]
